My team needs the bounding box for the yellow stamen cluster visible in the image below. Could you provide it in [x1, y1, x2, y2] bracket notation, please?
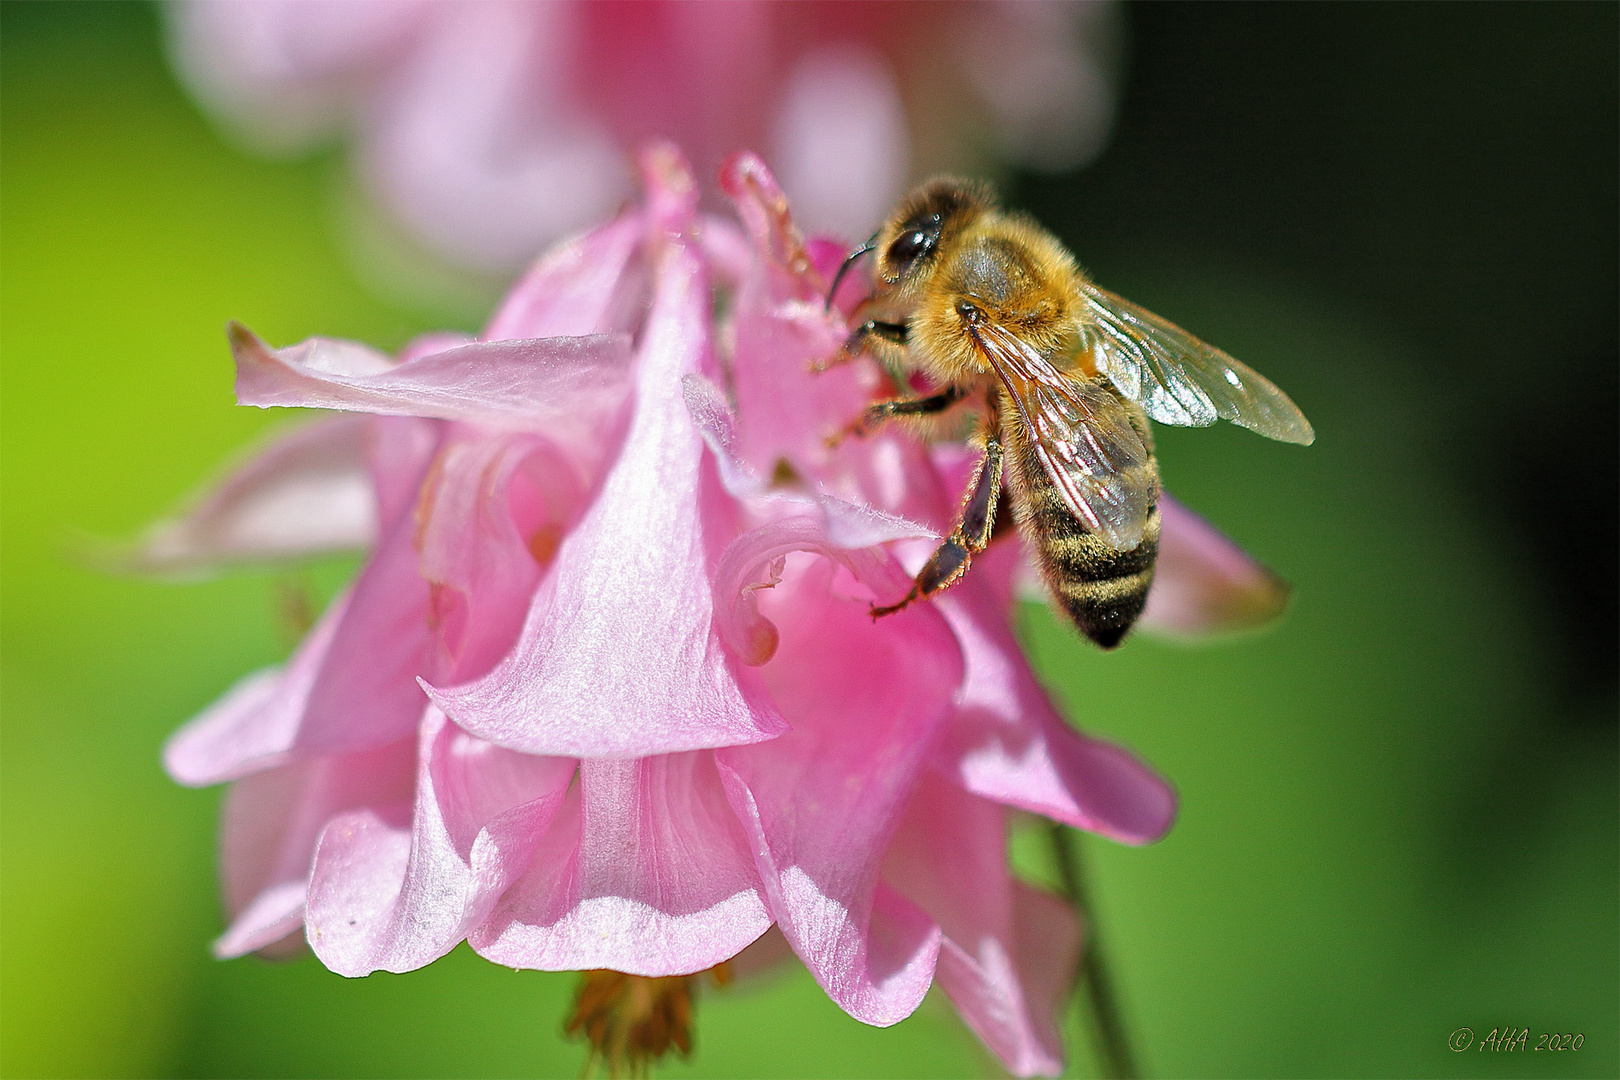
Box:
[566, 965, 731, 1078]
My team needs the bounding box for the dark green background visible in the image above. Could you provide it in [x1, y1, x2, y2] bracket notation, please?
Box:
[2, 4, 1614, 1077]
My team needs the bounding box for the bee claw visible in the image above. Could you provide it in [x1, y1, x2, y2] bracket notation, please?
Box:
[808, 351, 853, 376]
[824, 418, 870, 450]
[870, 596, 911, 620]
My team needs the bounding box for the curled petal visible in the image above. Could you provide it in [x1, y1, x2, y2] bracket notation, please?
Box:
[1006, 884, 1085, 1073]
[472, 753, 771, 976]
[306, 707, 575, 977]
[169, 484, 443, 774]
[718, 556, 962, 1025]
[429, 234, 785, 758]
[1139, 494, 1292, 637]
[231, 321, 632, 432]
[711, 513, 932, 667]
[214, 737, 416, 959]
[124, 416, 374, 575]
[934, 544, 1176, 846]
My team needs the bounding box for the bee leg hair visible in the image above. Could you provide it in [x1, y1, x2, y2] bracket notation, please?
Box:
[872, 420, 1004, 618]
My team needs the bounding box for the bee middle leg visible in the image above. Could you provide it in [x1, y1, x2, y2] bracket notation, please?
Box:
[872, 423, 1004, 618]
[831, 384, 966, 447]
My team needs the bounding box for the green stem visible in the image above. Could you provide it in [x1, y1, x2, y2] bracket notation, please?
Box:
[1049, 823, 1139, 1080]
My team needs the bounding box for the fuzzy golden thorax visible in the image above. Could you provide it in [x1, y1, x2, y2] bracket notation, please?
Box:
[911, 214, 1087, 386]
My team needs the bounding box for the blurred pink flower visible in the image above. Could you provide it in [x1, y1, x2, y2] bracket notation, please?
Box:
[165, 0, 1120, 273]
[151, 148, 1278, 1075]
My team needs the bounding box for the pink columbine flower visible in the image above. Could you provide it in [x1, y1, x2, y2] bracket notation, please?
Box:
[149, 147, 1280, 1076]
[165, 0, 1120, 273]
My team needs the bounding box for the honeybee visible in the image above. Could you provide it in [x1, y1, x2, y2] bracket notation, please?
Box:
[831, 178, 1314, 648]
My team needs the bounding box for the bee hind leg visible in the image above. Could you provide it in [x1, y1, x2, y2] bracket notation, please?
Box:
[872, 425, 1003, 619]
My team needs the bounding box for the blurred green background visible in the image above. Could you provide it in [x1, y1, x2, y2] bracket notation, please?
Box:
[2, 4, 1614, 1077]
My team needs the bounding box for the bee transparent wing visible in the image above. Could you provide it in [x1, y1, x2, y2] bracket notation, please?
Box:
[970, 321, 1154, 551]
[1079, 283, 1315, 445]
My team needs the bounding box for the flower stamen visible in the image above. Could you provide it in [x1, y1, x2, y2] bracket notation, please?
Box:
[566, 969, 712, 1078]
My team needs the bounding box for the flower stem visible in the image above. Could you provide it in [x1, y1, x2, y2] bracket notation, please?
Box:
[1049, 823, 1139, 1080]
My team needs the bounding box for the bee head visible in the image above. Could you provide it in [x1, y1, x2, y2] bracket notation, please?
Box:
[874, 177, 996, 288]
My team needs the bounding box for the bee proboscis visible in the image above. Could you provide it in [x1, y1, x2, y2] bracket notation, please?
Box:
[832, 178, 1314, 648]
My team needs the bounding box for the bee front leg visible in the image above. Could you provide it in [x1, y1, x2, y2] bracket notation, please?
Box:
[810, 319, 908, 372]
[872, 423, 1004, 618]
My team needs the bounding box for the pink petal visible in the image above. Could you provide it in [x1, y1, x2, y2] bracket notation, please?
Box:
[717, 555, 962, 1025]
[427, 235, 787, 758]
[884, 774, 1078, 1077]
[720, 153, 875, 482]
[163, 427, 448, 782]
[165, 589, 350, 786]
[1139, 494, 1292, 637]
[933, 543, 1177, 846]
[294, 451, 438, 754]
[415, 433, 592, 681]
[481, 211, 644, 341]
[1008, 883, 1086, 1071]
[213, 737, 416, 959]
[366, 414, 444, 531]
[398, 330, 475, 363]
[698, 213, 753, 290]
[231, 321, 632, 432]
[306, 707, 574, 977]
[127, 415, 375, 574]
[471, 753, 771, 976]
[639, 141, 700, 233]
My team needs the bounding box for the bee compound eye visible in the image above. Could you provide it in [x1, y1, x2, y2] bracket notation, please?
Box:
[887, 215, 942, 272]
[890, 229, 932, 264]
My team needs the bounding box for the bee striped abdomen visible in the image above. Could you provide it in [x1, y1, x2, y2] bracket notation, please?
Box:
[1007, 402, 1161, 649]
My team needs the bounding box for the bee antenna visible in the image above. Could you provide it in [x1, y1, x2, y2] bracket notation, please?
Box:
[825, 236, 877, 311]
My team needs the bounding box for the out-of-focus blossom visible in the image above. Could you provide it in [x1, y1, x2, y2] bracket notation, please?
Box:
[165, 0, 1120, 274]
[151, 147, 1280, 1076]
